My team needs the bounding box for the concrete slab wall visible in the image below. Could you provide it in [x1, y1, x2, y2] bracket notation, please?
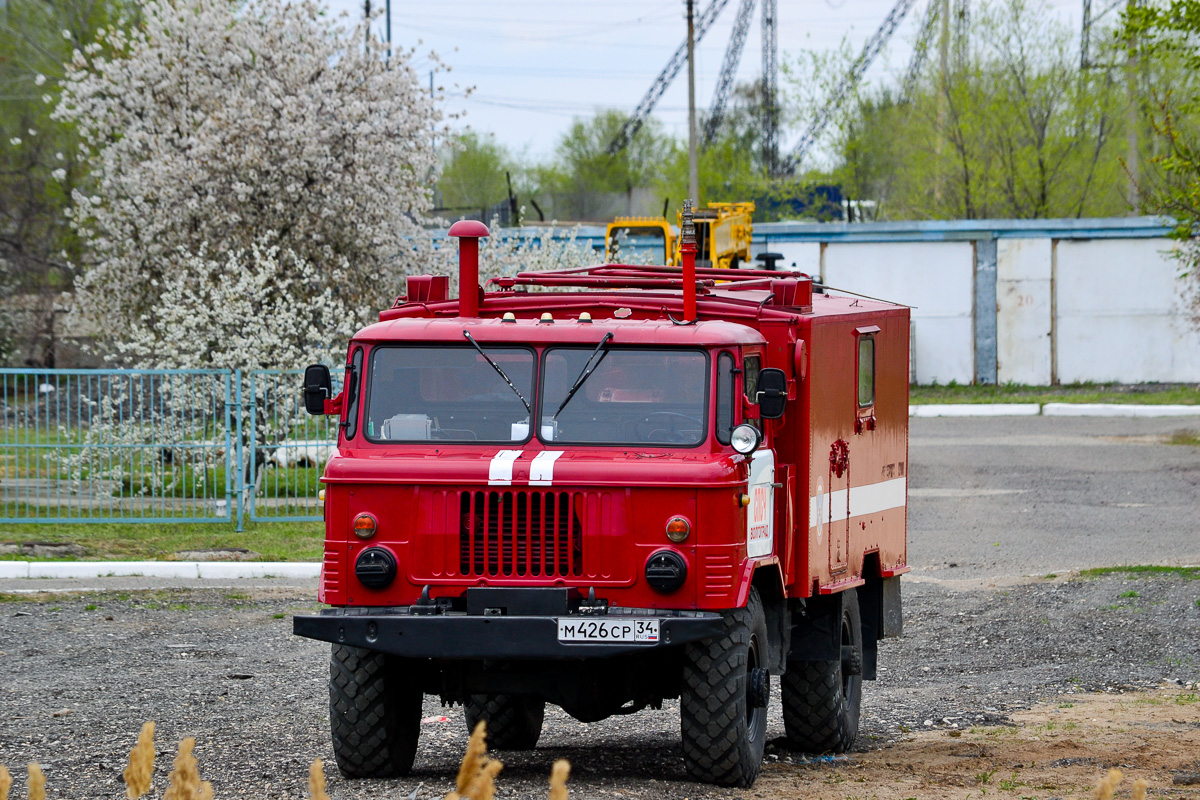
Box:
[748, 218, 1197, 385]
[821, 242, 976, 385]
[543, 218, 1197, 385]
[1055, 239, 1200, 383]
[997, 239, 1053, 384]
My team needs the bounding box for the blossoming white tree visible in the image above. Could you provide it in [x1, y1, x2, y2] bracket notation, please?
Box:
[55, 0, 441, 373]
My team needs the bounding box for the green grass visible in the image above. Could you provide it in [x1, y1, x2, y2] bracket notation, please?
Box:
[910, 382, 1200, 405]
[1167, 430, 1200, 446]
[0, 520, 322, 561]
[1078, 565, 1200, 580]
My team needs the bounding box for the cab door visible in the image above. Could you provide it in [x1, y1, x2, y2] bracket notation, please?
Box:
[742, 352, 775, 559]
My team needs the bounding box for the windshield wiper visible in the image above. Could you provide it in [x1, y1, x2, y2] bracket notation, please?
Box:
[462, 330, 531, 414]
[552, 332, 614, 419]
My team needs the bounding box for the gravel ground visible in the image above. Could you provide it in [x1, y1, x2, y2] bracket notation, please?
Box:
[2, 572, 1198, 799]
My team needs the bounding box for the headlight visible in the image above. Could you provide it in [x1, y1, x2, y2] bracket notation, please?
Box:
[355, 547, 396, 589]
[731, 424, 761, 454]
[645, 549, 688, 593]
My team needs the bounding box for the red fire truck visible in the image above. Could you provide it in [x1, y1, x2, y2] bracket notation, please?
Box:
[294, 204, 909, 788]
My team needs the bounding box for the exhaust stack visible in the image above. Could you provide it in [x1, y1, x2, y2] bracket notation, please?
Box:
[680, 199, 698, 322]
[448, 220, 490, 318]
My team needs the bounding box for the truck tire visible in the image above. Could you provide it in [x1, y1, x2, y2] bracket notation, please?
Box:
[680, 587, 769, 787]
[781, 588, 863, 753]
[329, 644, 422, 778]
[464, 695, 545, 750]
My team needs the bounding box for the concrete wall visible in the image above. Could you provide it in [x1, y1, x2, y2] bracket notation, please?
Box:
[747, 217, 1199, 385]
[822, 242, 976, 386]
[1055, 239, 1200, 383]
[494, 217, 1199, 385]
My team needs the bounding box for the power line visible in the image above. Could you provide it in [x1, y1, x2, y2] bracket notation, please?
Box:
[606, 0, 733, 155]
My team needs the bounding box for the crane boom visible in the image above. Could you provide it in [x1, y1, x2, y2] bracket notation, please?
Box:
[783, 0, 920, 171]
[607, 0, 731, 156]
[703, 0, 757, 147]
[901, 0, 939, 103]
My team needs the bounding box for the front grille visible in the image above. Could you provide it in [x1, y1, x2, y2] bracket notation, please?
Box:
[459, 490, 583, 578]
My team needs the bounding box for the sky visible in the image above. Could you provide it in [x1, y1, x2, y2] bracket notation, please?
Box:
[323, 0, 1095, 162]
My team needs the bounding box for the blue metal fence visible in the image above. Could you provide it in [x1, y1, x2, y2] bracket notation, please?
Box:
[1, 368, 340, 530]
[246, 369, 342, 523]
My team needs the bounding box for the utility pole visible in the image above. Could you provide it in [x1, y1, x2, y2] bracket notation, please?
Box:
[935, 0, 950, 204]
[1125, 0, 1140, 212]
[761, 0, 779, 176]
[686, 0, 700, 206]
[364, 0, 371, 50]
[385, 0, 392, 60]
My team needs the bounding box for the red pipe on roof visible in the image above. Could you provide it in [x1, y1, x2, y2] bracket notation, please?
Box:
[448, 219, 489, 318]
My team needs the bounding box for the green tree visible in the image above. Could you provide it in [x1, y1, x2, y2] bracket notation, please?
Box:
[1122, 0, 1200, 325]
[1123, 0, 1200, 231]
[544, 109, 673, 220]
[437, 131, 513, 213]
[1, 0, 125, 365]
[788, 0, 1139, 220]
[657, 83, 775, 215]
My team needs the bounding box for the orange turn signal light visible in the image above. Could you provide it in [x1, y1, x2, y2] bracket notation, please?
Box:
[353, 513, 377, 540]
[666, 516, 690, 543]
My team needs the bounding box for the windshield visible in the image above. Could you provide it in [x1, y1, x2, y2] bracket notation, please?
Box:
[540, 348, 708, 446]
[608, 225, 668, 264]
[365, 346, 535, 442]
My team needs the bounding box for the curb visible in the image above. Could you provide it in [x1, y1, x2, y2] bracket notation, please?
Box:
[0, 561, 320, 580]
[910, 403, 1200, 418]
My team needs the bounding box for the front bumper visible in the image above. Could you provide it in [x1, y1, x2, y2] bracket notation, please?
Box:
[293, 608, 724, 659]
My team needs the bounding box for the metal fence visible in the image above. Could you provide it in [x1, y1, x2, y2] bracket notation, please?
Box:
[1, 368, 337, 530]
[246, 369, 342, 522]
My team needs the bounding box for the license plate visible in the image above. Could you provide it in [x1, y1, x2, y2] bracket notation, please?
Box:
[557, 618, 659, 643]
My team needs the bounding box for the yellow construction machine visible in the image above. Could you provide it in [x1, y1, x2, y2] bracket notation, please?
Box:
[605, 201, 754, 269]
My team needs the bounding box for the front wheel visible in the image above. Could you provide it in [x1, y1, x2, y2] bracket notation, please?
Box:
[781, 588, 863, 753]
[680, 587, 770, 787]
[329, 644, 422, 778]
[464, 695, 545, 750]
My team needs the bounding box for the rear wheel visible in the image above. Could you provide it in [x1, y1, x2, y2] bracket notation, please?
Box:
[680, 587, 770, 787]
[464, 695, 545, 750]
[329, 644, 422, 778]
[781, 588, 863, 753]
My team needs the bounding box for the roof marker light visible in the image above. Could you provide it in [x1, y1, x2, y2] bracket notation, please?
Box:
[502, 312, 516, 322]
[539, 313, 554, 323]
[578, 312, 593, 323]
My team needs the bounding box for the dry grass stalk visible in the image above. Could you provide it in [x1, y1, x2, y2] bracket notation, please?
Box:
[1094, 768, 1123, 800]
[308, 759, 330, 800]
[446, 721, 503, 800]
[26, 764, 45, 800]
[162, 738, 213, 800]
[1132, 778, 1150, 800]
[547, 759, 570, 800]
[0, 765, 11, 800]
[124, 721, 156, 799]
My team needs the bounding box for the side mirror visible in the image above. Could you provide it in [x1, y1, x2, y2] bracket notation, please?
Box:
[303, 364, 332, 415]
[756, 367, 787, 420]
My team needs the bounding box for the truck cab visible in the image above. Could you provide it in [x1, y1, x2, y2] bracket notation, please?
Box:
[294, 210, 909, 788]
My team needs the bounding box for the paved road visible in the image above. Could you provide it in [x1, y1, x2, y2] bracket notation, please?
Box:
[908, 414, 1200, 581]
[3, 415, 1197, 596]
